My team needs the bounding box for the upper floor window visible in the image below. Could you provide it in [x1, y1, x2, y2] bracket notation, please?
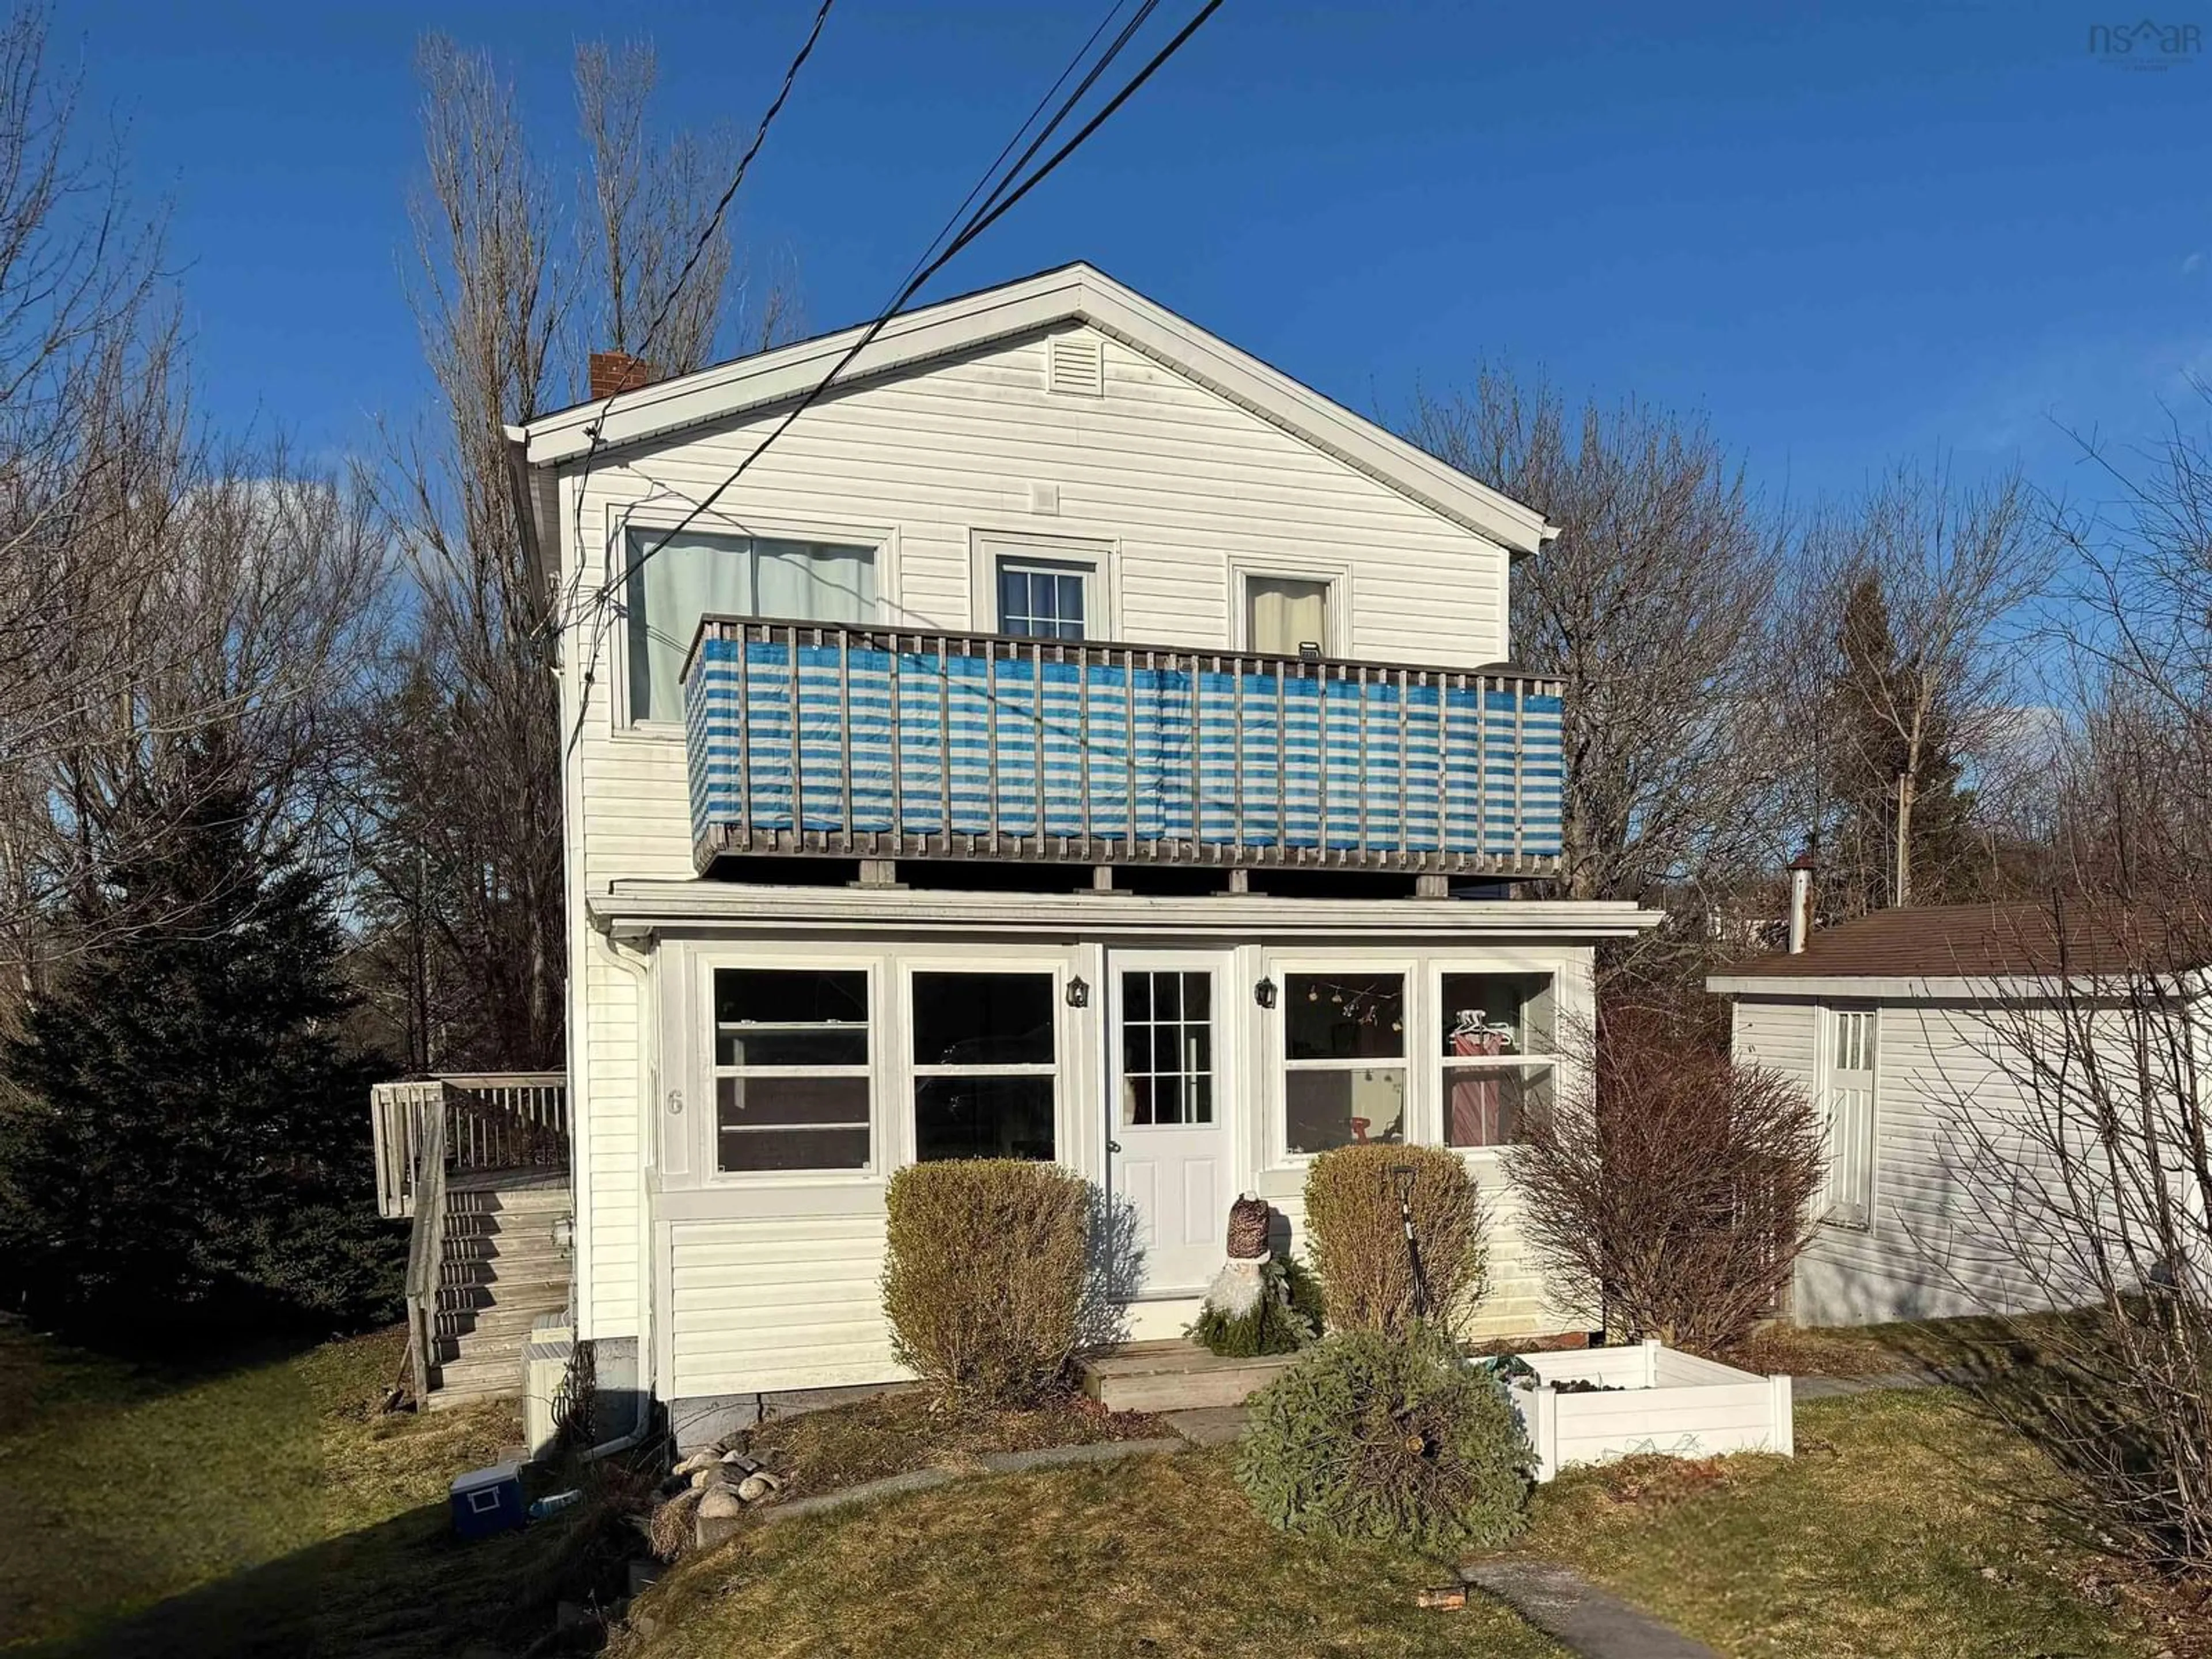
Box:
[997, 556, 1090, 639]
[1247, 575, 1330, 656]
[624, 529, 876, 722]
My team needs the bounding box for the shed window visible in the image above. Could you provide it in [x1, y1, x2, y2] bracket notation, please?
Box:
[1821, 1005, 1877, 1228]
[625, 529, 876, 722]
[911, 971, 1057, 1161]
[713, 969, 871, 1172]
[1282, 973, 1407, 1154]
[1441, 972, 1556, 1148]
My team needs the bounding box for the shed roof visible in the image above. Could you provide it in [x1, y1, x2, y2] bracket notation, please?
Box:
[1709, 899, 2210, 988]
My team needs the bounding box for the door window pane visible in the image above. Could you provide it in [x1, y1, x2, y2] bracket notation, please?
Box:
[1285, 1067, 1407, 1155]
[1247, 576, 1329, 656]
[1120, 969, 1214, 1128]
[998, 558, 1089, 639]
[626, 530, 876, 721]
[915, 1075, 1056, 1162]
[1285, 974, 1405, 1059]
[912, 973, 1055, 1066]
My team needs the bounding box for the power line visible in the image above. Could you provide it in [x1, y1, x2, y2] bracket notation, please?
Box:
[556, 0, 839, 638]
[589, 0, 1225, 620]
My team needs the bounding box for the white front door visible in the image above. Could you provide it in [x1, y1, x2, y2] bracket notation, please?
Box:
[1108, 952, 1234, 1297]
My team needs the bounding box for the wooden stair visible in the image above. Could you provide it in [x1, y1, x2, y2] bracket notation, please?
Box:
[1081, 1340, 1300, 1413]
[426, 1172, 572, 1411]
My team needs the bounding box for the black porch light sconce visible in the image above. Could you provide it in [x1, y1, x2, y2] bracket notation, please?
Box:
[1255, 977, 1277, 1009]
[1065, 975, 1089, 1009]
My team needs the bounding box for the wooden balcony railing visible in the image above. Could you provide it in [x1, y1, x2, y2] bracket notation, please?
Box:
[370, 1072, 569, 1222]
[682, 620, 1565, 878]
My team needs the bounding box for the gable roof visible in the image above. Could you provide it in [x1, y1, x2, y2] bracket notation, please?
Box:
[1707, 899, 2211, 993]
[507, 262, 1557, 556]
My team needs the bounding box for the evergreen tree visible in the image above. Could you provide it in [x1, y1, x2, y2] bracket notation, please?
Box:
[0, 745, 399, 1329]
[1827, 572, 1978, 913]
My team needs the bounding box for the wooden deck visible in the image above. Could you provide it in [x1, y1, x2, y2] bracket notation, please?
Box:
[1080, 1339, 1301, 1414]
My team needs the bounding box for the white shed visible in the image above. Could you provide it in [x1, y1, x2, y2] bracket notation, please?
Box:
[1708, 901, 2210, 1328]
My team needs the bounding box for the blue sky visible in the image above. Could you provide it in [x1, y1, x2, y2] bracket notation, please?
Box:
[64, 0, 2210, 510]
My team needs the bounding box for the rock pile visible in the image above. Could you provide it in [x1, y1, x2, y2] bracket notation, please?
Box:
[650, 1438, 785, 1550]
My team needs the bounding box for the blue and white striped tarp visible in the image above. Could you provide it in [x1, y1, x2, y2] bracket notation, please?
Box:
[687, 637, 1563, 863]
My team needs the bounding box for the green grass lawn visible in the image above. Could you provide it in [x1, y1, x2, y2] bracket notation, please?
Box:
[0, 1320, 606, 1658]
[619, 1448, 1567, 1659]
[1516, 1387, 2165, 1659]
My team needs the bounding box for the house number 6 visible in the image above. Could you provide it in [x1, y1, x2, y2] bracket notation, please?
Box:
[667, 1088, 684, 1116]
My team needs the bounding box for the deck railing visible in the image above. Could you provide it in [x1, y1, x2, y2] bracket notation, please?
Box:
[683, 620, 1565, 877]
[370, 1072, 569, 1222]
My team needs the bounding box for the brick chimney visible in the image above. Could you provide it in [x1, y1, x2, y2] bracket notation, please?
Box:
[589, 350, 660, 402]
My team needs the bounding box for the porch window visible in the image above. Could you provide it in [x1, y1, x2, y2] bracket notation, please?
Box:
[911, 971, 1057, 1161]
[1282, 973, 1406, 1154]
[1441, 972, 1556, 1149]
[625, 529, 876, 722]
[713, 968, 871, 1172]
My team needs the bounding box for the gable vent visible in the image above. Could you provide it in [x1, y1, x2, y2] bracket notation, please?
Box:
[1047, 333, 1104, 397]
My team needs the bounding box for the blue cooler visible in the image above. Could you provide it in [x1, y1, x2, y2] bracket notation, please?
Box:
[450, 1461, 527, 1538]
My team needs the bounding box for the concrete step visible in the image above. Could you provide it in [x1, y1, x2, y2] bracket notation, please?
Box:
[1081, 1340, 1300, 1412]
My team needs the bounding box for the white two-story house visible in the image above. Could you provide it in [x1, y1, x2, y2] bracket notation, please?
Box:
[493, 263, 1654, 1433]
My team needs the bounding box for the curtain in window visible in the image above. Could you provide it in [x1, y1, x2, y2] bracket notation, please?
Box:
[626, 533, 876, 722]
[1248, 577, 1328, 655]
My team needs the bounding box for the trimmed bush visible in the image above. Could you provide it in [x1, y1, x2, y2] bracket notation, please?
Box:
[881, 1159, 1089, 1412]
[1302, 1144, 1487, 1337]
[1234, 1329, 1533, 1552]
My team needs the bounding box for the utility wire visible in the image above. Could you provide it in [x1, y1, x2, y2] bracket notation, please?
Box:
[555, 0, 839, 639]
[589, 0, 1225, 619]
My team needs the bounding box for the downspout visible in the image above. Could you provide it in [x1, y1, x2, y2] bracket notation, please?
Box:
[582, 921, 657, 1461]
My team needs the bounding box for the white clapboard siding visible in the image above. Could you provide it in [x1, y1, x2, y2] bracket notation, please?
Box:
[1737, 993, 2117, 1327]
[581, 947, 642, 1334]
[1253, 1159, 1576, 1342]
[666, 1215, 904, 1399]
[560, 325, 1515, 891]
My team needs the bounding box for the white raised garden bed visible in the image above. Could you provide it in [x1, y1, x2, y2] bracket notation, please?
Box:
[1504, 1338, 1793, 1483]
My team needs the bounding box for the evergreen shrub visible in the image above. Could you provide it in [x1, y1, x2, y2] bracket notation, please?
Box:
[1234, 1328, 1533, 1553]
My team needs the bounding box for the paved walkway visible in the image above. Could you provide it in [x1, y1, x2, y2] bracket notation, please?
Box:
[1460, 1561, 1722, 1659]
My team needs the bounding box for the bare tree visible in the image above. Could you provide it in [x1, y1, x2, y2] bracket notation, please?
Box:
[1914, 403, 2212, 1582]
[361, 33, 798, 1070]
[1780, 461, 2056, 914]
[1506, 1007, 1827, 1356]
[1409, 373, 1788, 913]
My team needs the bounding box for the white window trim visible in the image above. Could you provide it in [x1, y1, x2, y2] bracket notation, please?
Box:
[900, 956, 1080, 1166]
[695, 953, 887, 1188]
[1266, 956, 1419, 1166]
[1434, 965, 1560, 1154]
[1108, 950, 1234, 1134]
[1229, 555, 1351, 657]
[971, 528, 1117, 639]
[605, 500, 897, 737]
[1817, 1002, 1878, 1230]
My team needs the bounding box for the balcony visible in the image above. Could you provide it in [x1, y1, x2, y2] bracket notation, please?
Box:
[681, 620, 1564, 879]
